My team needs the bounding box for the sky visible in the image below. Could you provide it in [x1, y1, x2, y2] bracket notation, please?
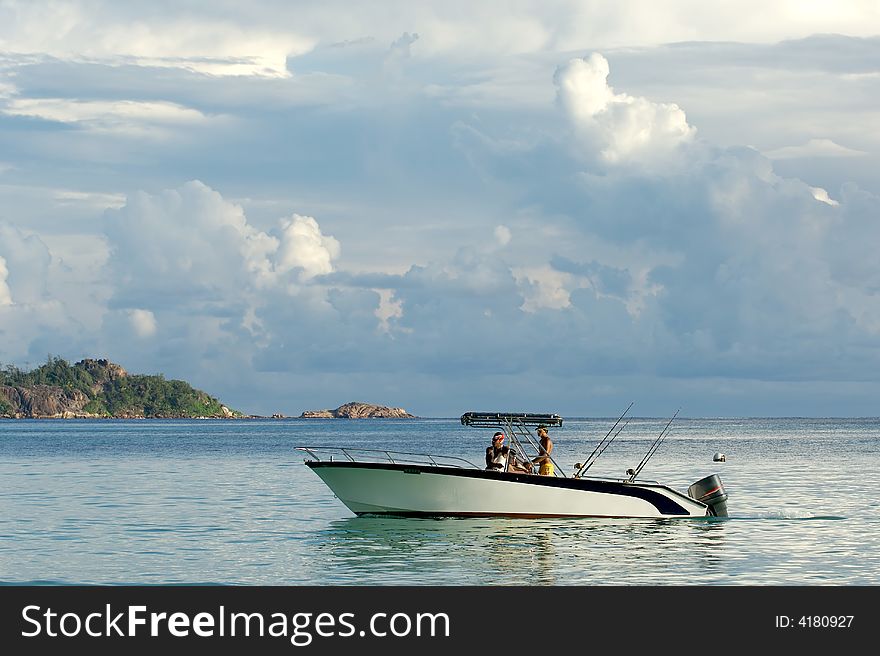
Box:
[1, 1, 879, 417]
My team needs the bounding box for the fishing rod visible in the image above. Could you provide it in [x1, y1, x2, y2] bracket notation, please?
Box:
[578, 417, 630, 476]
[575, 416, 631, 478]
[574, 402, 633, 479]
[628, 407, 680, 482]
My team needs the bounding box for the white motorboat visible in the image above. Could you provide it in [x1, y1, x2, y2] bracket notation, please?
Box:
[298, 410, 729, 519]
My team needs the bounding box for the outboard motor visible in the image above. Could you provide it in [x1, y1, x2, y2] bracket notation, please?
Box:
[688, 474, 729, 517]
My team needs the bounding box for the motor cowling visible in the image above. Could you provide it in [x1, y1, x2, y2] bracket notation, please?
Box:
[688, 474, 729, 517]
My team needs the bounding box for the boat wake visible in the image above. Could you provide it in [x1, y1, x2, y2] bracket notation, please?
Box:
[735, 510, 846, 521]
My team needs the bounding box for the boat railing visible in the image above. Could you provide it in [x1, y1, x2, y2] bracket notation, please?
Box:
[579, 473, 660, 485]
[296, 446, 480, 470]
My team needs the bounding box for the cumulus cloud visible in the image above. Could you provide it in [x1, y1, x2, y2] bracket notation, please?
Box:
[826, 184, 880, 295]
[374, 289, 404, 334]
[516, 266, 574, 312]
[494, 224, 512, 246]
[0, 222, 52, 305]
[561, 155, 880, 381]
[86, 182, 358, 384]
[0, 256, 12, 306]
[435, 53, 880, 390]
[0, 220, 105, 365]
[0, 298, 77, 365]
[554, 53, 696, 167]
[551, 256, 632, 298]
[275, 214, 341, 281]
[104, 181, 279, 304]
[128, 308, 157, 338]
[104, 182, 342, 302]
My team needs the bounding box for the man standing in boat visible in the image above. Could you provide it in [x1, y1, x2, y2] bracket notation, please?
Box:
[532, 425, 554, 476]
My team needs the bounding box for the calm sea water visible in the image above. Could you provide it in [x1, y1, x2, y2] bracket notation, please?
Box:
[1, 417, 878, 585]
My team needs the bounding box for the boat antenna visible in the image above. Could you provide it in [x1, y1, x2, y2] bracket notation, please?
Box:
[628, 407, 680, 482]
[574, 402, 633, 479]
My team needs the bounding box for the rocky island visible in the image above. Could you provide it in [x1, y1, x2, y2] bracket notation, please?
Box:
[0, 357, 240, 419]
[300, 401, 417, 419]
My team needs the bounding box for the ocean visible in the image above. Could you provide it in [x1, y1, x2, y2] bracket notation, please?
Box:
[1, 417, 878, 585]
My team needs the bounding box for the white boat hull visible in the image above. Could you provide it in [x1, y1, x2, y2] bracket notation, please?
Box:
[306, 462, 710, 518]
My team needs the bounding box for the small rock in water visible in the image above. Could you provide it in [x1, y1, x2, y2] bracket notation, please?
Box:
[713, 452, 726, 462]
[300, 401, 417, 418]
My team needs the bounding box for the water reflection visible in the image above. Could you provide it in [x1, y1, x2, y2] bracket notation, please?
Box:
[306, 516, 730, 585]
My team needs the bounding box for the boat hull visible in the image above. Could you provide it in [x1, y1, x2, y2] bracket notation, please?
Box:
[305, 461, 709, 518]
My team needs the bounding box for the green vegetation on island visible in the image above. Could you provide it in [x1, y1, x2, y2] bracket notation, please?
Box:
[0, 356, 240, 419]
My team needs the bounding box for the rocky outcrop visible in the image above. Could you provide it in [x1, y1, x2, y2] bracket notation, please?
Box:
[75, 358, 128, 393]
[300, 401, 417, 419]
[0, 384, 92, 418]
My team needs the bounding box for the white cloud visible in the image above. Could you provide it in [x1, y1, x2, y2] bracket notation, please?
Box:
[275, 214, 340, 281]
[104, 181, 280, 301]
[494, 224, 512, 246]
[0, 221, 52, 305]
[764, 138, 868, 160]
[0, 80, 16, 99]
[104, 183, 342, 301]
[4, 99, 207, 125]
[374, 289, 404, 333]
[554, 53, 696, 167]
[516, 266, 573, 312]
[0, 256, 13, 306]
[128, 308, 157, 338]
[826, 184, 880, 294]
[0, 4, 312, 77]
[0, 298, 74, 363]
[0, 221, 109, 364]
[2, 98, 220, 139]
[810, 186, 839, 206]
[50, 189, 127, 209]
